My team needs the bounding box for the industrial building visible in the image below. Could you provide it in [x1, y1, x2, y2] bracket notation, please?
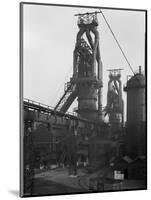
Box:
[22, 10, 146, 196]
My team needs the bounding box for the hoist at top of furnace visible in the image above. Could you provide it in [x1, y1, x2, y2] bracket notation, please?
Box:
[75, 11, 101, 26]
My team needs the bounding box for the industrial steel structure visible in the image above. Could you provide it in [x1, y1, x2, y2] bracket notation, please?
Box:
[124, 66, 146, 158]
[55, 12, 103, 121]
[104, 69, 124, 130]
[23, 10, 146, 195]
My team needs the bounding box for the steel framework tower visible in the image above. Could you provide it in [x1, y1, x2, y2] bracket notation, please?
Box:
[55, 11, 103, 122]
[104, 69, 124, 129]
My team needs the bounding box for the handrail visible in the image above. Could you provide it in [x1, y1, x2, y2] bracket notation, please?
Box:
[23, 98, 77, 117]
[23, 98, 101, 125]
[24, 98, 54, 109]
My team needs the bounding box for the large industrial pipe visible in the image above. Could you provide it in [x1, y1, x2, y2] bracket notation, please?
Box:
[85, 29, 94, 50]
[106, 78, 113, 108]
[98, 63, 102, 122]
[75, 27, 86, 78]
[117, 79, 123, 111]
[115, 78, 124, 126]
[91, 27, 99, 76]
[76, 28, 85, 44]
[73, 50, 77, 77]
[96, 44, 103, 120]
[85, 28, 102, 119]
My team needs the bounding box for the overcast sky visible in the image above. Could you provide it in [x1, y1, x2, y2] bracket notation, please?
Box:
[23, 4, 145, 121]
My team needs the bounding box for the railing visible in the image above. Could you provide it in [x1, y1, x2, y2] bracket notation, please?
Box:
[24, 98, 54, 110]
[23, 98, 103, 125]
[23, 98, 77, 117]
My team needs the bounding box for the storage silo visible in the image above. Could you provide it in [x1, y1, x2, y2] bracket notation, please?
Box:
[124, 67, 146, 158]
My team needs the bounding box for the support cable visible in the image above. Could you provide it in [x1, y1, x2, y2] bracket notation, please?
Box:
[100, 9, 135, 75]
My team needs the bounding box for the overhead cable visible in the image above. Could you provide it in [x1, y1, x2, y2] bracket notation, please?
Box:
[100, 9, 135, 75]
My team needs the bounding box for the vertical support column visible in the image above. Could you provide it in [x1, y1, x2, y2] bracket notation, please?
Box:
[24, 120, 34, 196]
[73, 50, 77, 77]
[48, 122, 53, 153]
[67, 120, 77, 177]
[117, 78, 124, 127]
[96, 40, 103, 121]
[91, 27, 99, 76]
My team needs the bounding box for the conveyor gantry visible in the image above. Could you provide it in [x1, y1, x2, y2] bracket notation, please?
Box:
[54, 81, 78, 113]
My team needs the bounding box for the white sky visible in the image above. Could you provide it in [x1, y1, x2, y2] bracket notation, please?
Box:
[23, 4, 145, 121]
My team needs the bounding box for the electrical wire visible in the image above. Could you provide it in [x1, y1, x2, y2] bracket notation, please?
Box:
[100, 9, 135, 75]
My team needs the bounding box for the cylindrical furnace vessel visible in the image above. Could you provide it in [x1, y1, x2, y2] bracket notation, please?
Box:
[124, 69, 146, 158]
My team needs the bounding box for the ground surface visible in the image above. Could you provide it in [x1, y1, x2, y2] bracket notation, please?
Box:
[29, 167, 146, 196]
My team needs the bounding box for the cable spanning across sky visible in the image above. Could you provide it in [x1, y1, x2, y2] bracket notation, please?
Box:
[99, 9, 136, 75]
[23, 5, 145, 111]
[50, 9, 144, 111]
